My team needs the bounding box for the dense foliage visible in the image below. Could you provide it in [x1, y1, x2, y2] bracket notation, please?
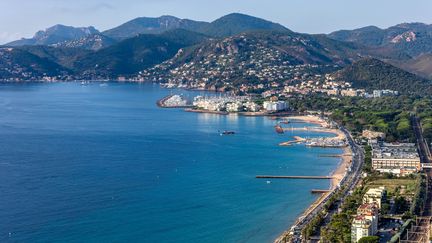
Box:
[334, 58, 432, 96]
[410, 174, 427, 215]
[358, 236, 380, 243]
[320, 187, 365, 242]
[288, 95, 418, 142]
[72, 29, 208, 77]
[414, 99, 432, 144]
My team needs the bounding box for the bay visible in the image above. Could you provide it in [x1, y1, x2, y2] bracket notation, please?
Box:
[0, 82, 341, 243]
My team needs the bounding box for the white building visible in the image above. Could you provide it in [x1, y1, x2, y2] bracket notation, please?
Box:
[371, 141, 421, 176]
[226, 102, 243, 112]
[373, 89, 399, 98]
[263, 101, 288, 112]
[351, 215, 373, 242]
[357, 203, 379, 235]
[244, 101, 261, 112]
[363, 187, 385, 209]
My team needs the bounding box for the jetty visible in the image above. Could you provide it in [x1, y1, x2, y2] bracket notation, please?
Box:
[157, 95, 193, 108]
[319, 153, 352, 158]
[311, 189, 331, 194]
[279, 136, 306, 146]
[256, 175, 333, 179]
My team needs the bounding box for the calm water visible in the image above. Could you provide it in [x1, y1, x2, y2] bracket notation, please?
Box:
[0, 82, 342, 243]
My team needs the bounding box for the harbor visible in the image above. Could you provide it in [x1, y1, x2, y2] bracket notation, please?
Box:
[271, 115, 355, 243]
[156, 94, 194, 108]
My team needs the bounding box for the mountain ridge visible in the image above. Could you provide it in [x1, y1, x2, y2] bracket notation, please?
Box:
[7, 24, 100, 47]
[332, 58, 432, 95]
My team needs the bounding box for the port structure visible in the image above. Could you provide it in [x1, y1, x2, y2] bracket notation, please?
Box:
[256, 175, 333, 179]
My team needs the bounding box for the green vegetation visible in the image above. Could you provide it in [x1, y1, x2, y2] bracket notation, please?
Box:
[363, 145, 372, 173]
[358, 236, 380, 243]
[73, 29, 208, 77]
[320, 174, 423, 242]
[321, 187, 365, 243]
[411, 174, 427, 215]
[198, 13, 289, 37]
[366, 178, 417, 196]
[334, 58, 432, 96]
[288, 95, 419, 142]
[302, 212, 325, 239]
[414, 99, 432, 143]
[0, 48, 70, 79]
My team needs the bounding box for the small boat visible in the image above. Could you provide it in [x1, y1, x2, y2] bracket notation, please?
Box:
[275, 125, 284, 134]
[220, 130, 235, 135]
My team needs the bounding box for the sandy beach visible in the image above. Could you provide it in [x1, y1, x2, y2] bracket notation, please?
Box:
[286, 115, 352, 189]
[274, 115, 353, 243]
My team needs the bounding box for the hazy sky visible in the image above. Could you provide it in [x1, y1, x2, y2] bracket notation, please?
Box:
[1, 0, 432, 44]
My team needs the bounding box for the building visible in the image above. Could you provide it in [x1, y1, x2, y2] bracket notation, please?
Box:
[226, 102, 243, 112]
[362, 130, 386, 140]
[371, 141, 421, 176]
[357, 203, 379, 235]
[263, 101, 288, 112]
[373, 89, 399, 98]
[363, 187, 386, 209]
[341, 89, 360, 97]
[352, 189, 384, 242]
[351, 215, 373, 242]
[244, 101, 261, 112]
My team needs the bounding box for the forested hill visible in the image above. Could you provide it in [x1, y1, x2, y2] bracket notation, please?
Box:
[333, 58, 432, 96]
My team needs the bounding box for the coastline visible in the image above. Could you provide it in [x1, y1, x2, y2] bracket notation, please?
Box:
[274, 115, 352, 243]
[156, 98, 351, 242]
[184, 107, 297, 117]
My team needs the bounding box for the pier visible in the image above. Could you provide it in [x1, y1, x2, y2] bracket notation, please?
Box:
[319, 154, 342, 158]
[311, 189, 331, 194]
[256, 175, 334, 179]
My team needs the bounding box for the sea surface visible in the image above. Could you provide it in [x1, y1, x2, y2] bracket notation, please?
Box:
[0, 82, 342, 243]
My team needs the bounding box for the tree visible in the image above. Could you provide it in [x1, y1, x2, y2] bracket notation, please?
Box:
[358, 236, 379, 243]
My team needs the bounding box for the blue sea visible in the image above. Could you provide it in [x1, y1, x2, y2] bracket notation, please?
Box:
[0, 82, 342, 243]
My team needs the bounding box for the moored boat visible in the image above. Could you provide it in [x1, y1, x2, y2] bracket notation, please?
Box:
[275, 125, 284, 134]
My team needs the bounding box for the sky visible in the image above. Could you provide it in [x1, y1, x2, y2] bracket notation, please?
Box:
[1, 0, 432, 44]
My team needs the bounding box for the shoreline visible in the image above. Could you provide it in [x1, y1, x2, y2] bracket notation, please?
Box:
[274, 115, 352, 243]
[184, 108, 297, 117]
[156, 100, 351, 242]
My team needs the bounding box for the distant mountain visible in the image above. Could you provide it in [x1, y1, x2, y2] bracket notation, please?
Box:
[389, 53, 432, 79]
[328, 23, 432, 57]
[332, 58, 432, 96]
[103, 15, 210, 40]
[199, 13, 290, 37]
[7, 24, 100, 47]
[17, 45, 91, 70]
[328, 26, 386, 46]
[0, 47, 69, 80]
[52, 34, 116, 51]
[73, 29, 209, 77]
[141, 30, 362, 90]
[103, 13, 290, 40]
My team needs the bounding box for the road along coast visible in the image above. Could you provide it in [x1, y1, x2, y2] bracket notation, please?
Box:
[274, 115, 354, 243]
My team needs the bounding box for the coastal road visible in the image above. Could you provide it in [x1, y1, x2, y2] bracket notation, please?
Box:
[282, 126, 364, 243]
